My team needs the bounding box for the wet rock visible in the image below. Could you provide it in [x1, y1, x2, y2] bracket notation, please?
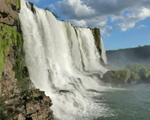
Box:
[87, 89, 99, 93]
[0, 1, 54, 119]
[3, 89, 53, 120]
[28, 2, 36, 14]
[59, 90, 70, 93]
[0, 0, 19, 25]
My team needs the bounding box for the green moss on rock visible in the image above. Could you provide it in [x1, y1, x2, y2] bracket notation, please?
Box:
[0, 23, 22, 79]
[13, 55, 32, 92]
[7, 0, 21, 10]
[0, 22, 31, 94]
[92, 28, 102, 56]
[0, 100, 10, 119]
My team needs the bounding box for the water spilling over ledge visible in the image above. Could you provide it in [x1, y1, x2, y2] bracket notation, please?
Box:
[19, 0, 108, 119]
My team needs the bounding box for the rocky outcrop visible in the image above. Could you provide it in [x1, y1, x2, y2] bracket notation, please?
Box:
[92, 27, 107, 65]
[2, 89, 54, 120]
[0, 23, 19, 97]
[0, 0, 20, 25]
[0, 0, 54, 119]
[92, 28, 102, 56]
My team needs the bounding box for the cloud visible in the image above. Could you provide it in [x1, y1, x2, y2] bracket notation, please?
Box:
[115, 8, 150, 31]
[109, 26, 113, 30]
[137, 25, 147, 29]
[55, 0, 150, 36]
[69, 19, 87, 27]
[126, 39, 130, 41]
[107, 34, 112, 38]
[100, 28, 112, 38]
[108, 26, 114, 32]
[147, 36, 150, 39]
[57, 0, 95, 20]
[49, 4, 56, 11]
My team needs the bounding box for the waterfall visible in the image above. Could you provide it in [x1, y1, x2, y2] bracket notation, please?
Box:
[100, 38, 107, 65]
[19, 0, 107, 119]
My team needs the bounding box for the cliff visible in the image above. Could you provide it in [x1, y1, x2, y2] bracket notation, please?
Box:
[92, 28, 102, 56]
[0, 0, 53, 119]
[92, 28, 107, 65]
[0, 0, 20, 25]
[106, 45, 150, 66]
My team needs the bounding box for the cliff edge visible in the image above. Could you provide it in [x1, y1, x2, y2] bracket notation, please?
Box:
[0, 0, 53, 119]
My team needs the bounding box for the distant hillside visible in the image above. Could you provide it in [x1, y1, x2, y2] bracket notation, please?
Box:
[106, 45, 150, 66]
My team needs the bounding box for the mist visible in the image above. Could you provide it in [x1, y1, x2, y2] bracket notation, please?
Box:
[106, 45, 150, 68]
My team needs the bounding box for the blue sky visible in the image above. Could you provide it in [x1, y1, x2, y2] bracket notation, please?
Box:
[27, 0, 150, 50]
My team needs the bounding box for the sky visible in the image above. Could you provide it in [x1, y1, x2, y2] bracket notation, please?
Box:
[27, 0, 150, 50]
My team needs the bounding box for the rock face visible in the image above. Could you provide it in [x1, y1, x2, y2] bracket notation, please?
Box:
[92, 27, 107, 65]
[3, 89, 54, 120]
[0, 49, 16, 97]
[92, 28, 102, 56]
[0, 0, 54, 119]
[0, 0, 20, 25]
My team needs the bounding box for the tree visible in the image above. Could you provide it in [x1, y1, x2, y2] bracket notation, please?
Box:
[131, 72, 140, 81]
[117, 68, 131, 82]
[110, 68, 131, 84]
[126, 63, 143, 73]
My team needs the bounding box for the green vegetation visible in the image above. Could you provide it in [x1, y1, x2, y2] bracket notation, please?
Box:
[126, 63, 150, 82]
[45, 7, 60, 18]
[92, 28, 101, 55]
[12, 38, 31, 92]
[0, 100, 8, 119]
[15, 0, 21, 9]
[91, 28, 107, 65]
[0, 23, 21, 79]
[2, 89, 5, 93]
[103, 63, 150, 86]
[7, 0, 21, 10]
[0, 99, 14, 119]
[9, 94, 12, 98]
[0, 23, 31, 92]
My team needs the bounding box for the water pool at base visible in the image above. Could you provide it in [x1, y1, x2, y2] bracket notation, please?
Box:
[94, 83, 150, 120]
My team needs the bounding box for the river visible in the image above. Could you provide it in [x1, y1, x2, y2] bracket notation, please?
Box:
[94, 83, 150, 120]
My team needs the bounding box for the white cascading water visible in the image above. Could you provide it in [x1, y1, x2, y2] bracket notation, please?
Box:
[19, 0, 108, 119]
[100, 38, 107, 65]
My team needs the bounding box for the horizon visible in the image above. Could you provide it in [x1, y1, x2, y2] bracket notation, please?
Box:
[26, 0, 150, 51]
[106, 44, 150, 51]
